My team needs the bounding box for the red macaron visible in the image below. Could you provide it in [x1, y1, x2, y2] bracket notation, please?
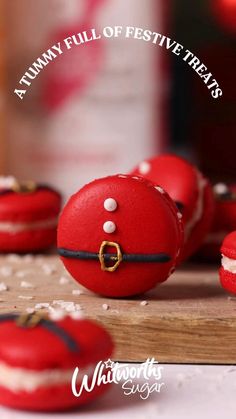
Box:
[198, 183, 236, 262]
[0, 312, 113, 411]
[219, 230, 236, 294]
[131, 154, 214, 261]
[58, 174, 183, 297]
[0, 177, 61, 252]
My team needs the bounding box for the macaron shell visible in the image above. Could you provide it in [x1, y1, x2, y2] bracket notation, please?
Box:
[220, 230, 236, 259]
[0, 373, 111, 411]
[219, 267, 236, 294]
[131, 154, 214, 261]
[0, 228, 57, 253]
[58, 175, 183, 297]
[131, 154, 199, 223]
[0, 318, 113, 370]
[0, 188, 61, 223]
[0, 316, 113, 411]
[197, 190, 236, 261]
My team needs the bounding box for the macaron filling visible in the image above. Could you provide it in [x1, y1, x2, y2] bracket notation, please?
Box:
[221, 255, 236, 274]
[0, 361, 95, 392]
[0, 217, 58, 233]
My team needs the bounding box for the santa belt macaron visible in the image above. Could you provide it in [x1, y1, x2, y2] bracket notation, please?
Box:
[0, 313, 80, 353]
[58, 241, 171, 273]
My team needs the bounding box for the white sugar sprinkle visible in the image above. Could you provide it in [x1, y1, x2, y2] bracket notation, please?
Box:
[21, 281, 34, 289]
[102, 304, 109, 311]
[140, 300, 148, 306]
[18, 295, 33, 300]
[15, 271, 26, 278]
[26, 308, 35, 314]
[0, 282, 8, 292]
[52, 300, 82, 313]
[42, 264, 56, 275]
[23, 254, 34, 263]
[0, 266, 13, 277]
[72, 289, 83, 295]
[177, 212, 183, 220]
[35, 303, 50, 309]
[59, 276, 70, 285]
[6, 254, 20, 262]
[70, 311, 84, 320]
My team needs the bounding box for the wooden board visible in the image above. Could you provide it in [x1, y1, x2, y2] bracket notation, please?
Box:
[0, 254, 235, 365]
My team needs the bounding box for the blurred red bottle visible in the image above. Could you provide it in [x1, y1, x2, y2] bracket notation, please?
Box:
[5, 0, 170, 200]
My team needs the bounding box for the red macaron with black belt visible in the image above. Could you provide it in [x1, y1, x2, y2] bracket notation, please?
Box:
[58, 174, 184, 297]
[0, 312, 113, 411]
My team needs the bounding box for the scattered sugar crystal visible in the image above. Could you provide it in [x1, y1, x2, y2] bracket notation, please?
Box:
[59, 276, 70, 285]
[16, 271, 26, 278]
[0, 266, 13, 277]
[18, 295, 33, 300]
[52, 300, 82, 313]
[21, 281, 34, 288]
[26, 308, 35, 314]
[140, 300, 148, 306]
[70, 311, 84, 320]
[35, 303, 50, 309]
[23, 254, 34, 263]
[6, 254, 20, 262]
[49, 309, 65, 321]
[72, 289, 83, 295]
[0, 282, 8, 292]
[42, 264, 56, 275]
[102, 304, 109, 311]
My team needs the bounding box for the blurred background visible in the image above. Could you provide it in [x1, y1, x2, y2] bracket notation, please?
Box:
[0, 0, 235, 199]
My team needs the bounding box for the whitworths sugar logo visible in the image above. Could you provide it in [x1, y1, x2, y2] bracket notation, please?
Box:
[72, 357, 164, 400]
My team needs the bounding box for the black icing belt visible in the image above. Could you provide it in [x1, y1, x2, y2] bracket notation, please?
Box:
[0, 313, 80, 353]
[58, 248, 171, 263]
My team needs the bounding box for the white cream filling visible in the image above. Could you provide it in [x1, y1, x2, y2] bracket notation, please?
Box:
[185, 172, 207, 241]
[0, 217, 58, 233]
[221, 255, 236, 274]
[0, 361, 95, 393]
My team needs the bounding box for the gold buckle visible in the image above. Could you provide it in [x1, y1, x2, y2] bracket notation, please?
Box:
[99, 241, 122, 272]
[12, 180, 37, 194]
[16, 313, 46, 328]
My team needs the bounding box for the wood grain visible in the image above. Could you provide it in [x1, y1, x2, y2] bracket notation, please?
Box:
[0, 254, 235, 364]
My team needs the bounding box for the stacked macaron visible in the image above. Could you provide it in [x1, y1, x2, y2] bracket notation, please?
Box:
[131, 154, 215, 261]
[0, 312, 113, 411]
[198, 183, 236, 261]
[0, 176, 61, 252]
[219, 231, 236, 294]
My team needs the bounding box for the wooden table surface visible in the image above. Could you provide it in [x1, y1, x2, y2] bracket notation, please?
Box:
[0, 254, 235, 365]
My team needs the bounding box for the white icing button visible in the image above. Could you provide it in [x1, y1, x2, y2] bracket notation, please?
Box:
[139, 161, 151, 175]
[103, 221, 116, 234]
[213, 183, 228, 195]
[104, 198, 117, 212]
[155, 186, 165, 194]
